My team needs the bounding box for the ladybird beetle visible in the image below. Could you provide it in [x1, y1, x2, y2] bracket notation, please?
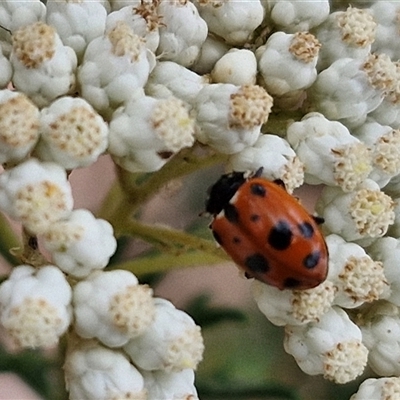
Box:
[206, 169, 328, 290]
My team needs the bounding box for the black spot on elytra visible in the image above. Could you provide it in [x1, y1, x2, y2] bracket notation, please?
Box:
[298, 222, 314, 238]
[268, 220, 293, 250]
[283, 277, 301, 288]
[303, 251, 320, 269]
[224, 203, 239, 224]
[250, 183, 266, 197]
[233, 236, 241, 244]
[245, 253, 270, 274]
[212, 230, 223, 245]
[250, 214, 260, 222]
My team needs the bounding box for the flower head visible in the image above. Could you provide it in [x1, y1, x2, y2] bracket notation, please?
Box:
[109, 94, 195, 172]
[124, 298, 204, 372]
[195, 83, 272, 154]
[287, 112, 372, 191]
[35, 97, 109, 169]
[257, 31, 320, 97]
[157, 0, 207, 67]
[0, 158, 73, 234]
[359, 301, 400, 376]
[228, 134, 304, 193]
[351, 377, 400, 400]
[42, 209, 117, 278]
[0, 89, 40, 164]
[284, 307, 368, 384]
[316, 179, 394, 243]
[0, 265, 72, 348]
[73, 270, 155, 347]
[46, 0, 107, 61]
[252, 279, 336, 326]
[326, 234, 387, 308]
[78, 21, 155, 117]
[11, 21, 77, 107]
[64, 338, 146, 400]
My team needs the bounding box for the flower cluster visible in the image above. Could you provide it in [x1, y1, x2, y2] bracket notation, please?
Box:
[0, 0, 400, 399]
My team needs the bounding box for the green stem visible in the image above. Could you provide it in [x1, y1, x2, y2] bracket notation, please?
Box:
[120, 219, 228, 259]
[110, 249, 228, 276]
[97, 179, 125, 222]
[0, 212, 21, 266]
[101, 145, 227, 224]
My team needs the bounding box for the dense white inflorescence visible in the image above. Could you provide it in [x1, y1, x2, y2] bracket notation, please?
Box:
[1, 1, 400, 399]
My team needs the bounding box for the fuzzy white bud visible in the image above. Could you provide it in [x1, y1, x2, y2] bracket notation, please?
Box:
[65, 339, 146, 400]
[284, 307, 368, 384]
[0, 159, 74, 234]
[73, 270, 155, 347]
[124, 298, 204, 372]
[11, 22, 77, 107]
[42, 209, 117, 278]
[0, 265, 72, 348]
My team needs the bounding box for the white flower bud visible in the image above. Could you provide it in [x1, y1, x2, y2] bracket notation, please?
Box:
[124, 298, 204, 372]
[195, 0, 264, 45]
[368, 236, 400, 307]
[109, 94, 195, 172]
[73, 270, 155, 347]
[64, 339, 146, 400]
[308, 54, 397, 129]
[0, 0, 45, 34]
[0, 90, 40, 164]
[360, 301, 400, 376]
[192, 35, 230, 75]
[228, 134, 304, 193]
[211, 49, 257, 86]
[106, 3, 161, 53]
[0, 159, 74, 234]
[142, 369, 198, 400]
[42, 209, 117, 278]
[284, 307, 368, 384]
[287, 112, 372, 192]
[368, 73, 400, 129]
[0, 46, 12, 87]
[315, 6, 376, 71]
[325, 234, 386, 308]
[145, 61, 209, 106]
[350, 377, 400, 400]
[78, 21, 155, 118]
[0, 265, 72, 348]
[371, 1, 400, 60]
[257, 31, 320, 96]
[11, 22, 77, 107]
[252, 279, 335, 326]
[157, 0, 207, 67]
[46, 0, 107, 62]
[353, 120, 400, 187]
[195, 83, 273, 154]
[35, 97, 109, 169]
[316, 179, 394, 243]
[267, 0, 330, 33]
